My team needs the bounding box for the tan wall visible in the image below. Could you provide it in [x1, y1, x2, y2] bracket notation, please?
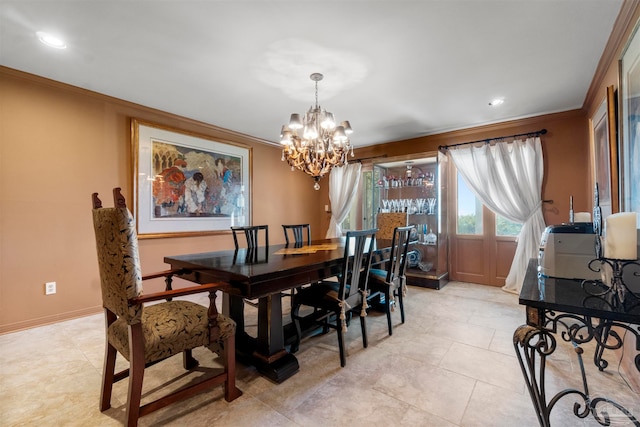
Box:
[0, 67, 328, 333]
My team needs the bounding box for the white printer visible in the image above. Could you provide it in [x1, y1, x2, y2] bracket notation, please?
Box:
[538, 223, 601, 280]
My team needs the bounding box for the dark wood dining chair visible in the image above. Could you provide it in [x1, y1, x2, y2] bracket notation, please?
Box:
[231, 225, 269, 306]
[282, 223, 311, 246]
[92, 188, 241, 427]
[290, 228, 377, 367]
[231, 225, 269, 249]
[281, 223, 312, 305]
[367, 225, 413, 336]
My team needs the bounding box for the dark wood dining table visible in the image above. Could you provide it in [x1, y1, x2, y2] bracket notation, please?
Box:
[164, 237, 388, 383]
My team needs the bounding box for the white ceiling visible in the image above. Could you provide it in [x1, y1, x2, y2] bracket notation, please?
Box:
[0, 1, 624, 147]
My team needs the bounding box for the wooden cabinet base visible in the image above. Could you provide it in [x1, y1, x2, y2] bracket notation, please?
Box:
[407, 272, 449, 289]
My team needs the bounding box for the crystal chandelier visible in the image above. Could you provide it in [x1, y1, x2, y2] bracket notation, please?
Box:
[280, 73, 353, 190]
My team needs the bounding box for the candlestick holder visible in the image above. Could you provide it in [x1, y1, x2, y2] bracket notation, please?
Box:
[583, 257, 640, 307]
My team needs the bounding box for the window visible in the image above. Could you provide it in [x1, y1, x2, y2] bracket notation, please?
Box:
[496, 215, 523, 237]
[341, 169, 373, 232]
[341, 200, 356, 231]
[456, 172, 482, 234]
[457, 172, 522, 237]
[361, 170, 374, 229]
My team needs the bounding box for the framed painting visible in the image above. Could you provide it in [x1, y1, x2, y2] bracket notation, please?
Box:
[132, 119, 251, 238]
[619, 18, 640, 226]
[591, 86, 618, 219]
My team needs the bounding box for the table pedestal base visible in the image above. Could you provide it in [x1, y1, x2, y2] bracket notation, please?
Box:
[255, 353, 300, 384]
[233, 332, 300, 383]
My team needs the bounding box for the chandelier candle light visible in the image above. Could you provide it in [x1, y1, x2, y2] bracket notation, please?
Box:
[280, 73, 353, 190]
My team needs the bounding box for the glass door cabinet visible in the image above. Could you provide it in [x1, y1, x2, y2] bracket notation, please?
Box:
[371, 152, 448, 289]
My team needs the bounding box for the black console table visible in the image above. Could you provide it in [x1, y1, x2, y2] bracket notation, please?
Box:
[515, 259, 640, 426]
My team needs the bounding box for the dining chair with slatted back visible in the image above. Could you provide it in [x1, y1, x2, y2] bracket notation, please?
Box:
[231, 225, 269, 249]
[231, 225, 269, 265]
[280, 224, 312, 306]
[92, 188, 241, 427]
[290, 228, 377, 367]
[367, 225, 413, 336]
[282, 223, 311, 247]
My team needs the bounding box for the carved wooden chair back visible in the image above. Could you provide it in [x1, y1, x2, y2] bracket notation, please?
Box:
[92, 188, 241, 426]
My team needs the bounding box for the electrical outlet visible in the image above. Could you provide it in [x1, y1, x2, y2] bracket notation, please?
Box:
[45, 281, 56, 295]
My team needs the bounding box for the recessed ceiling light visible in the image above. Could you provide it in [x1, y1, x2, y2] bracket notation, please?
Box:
[36, 31, 67, 49]
[489, 98, 504, 106]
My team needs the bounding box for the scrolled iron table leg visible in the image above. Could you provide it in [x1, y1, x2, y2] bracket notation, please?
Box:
[514, 325, 555, 427]
[514, 323, 640, 426]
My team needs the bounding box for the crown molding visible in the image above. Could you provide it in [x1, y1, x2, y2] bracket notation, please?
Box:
[583, 0, 640, 109]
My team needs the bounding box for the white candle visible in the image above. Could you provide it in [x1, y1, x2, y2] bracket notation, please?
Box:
[604, 212, 638, 260]
[574, 212, 591, 222]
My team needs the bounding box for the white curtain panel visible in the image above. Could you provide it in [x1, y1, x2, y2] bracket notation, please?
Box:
[448, 137, 546, 294]
[326, 163, 362, 238]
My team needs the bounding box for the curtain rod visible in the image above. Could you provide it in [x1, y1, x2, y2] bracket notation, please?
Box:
[354, 154, 388, 163]
[438, 128, 547, 152]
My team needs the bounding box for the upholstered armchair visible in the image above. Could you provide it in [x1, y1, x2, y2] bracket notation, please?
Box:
[92, 188, 241, 427]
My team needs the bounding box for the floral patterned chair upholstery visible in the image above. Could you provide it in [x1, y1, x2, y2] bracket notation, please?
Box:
[92, 188, 241, 427]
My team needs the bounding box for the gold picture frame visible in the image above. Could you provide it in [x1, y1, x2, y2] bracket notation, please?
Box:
[132, 119, 252, 238]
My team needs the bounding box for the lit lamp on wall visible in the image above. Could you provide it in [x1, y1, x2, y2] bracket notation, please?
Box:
[280, 73, 353, 190]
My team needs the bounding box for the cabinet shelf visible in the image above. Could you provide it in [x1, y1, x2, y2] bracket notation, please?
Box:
[372, 154, 448, 290]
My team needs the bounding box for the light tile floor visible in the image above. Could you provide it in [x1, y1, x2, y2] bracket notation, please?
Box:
[1, 282, 638, 426]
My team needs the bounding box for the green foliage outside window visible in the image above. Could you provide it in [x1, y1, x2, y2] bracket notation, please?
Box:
[458, 214, 522, 236]
[496, 216, 522, 236]
[457, 214, 480, 235]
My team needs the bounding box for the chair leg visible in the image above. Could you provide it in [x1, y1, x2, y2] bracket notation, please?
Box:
[222, 334, 242, 401]
[397, 288, 406, 324]
[100, 341, 117, 411]
[126, 324, 145, 427]
[382, 288, 393, 336]
[360, 313, 368, 349]
[291, 303, 302, 353]
[183, 349, 199, 370]
[100, 309, 117, 412]
[337, 324, 347, 367]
